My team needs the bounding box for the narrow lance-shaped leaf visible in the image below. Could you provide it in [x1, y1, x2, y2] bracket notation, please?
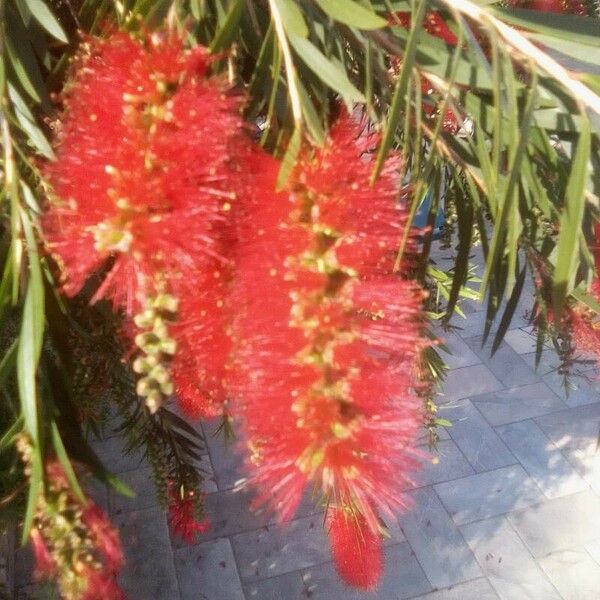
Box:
[552, 119, 592, 319]
[314, 0, 388, 30]
[288, 34, 365, 104]
[22, 0, 68, 43]
[17, 209, 45, 446]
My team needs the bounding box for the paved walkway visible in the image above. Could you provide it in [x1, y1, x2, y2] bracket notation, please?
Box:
[13, 259, 600, 600]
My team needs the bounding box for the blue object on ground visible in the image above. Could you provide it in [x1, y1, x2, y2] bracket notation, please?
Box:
[413, 188, 445, 239]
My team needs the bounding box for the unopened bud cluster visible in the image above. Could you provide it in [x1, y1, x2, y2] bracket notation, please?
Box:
[133, 292, 179, 412]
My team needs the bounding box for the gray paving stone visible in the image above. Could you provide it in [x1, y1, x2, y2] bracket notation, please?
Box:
[507, 490, 600, 557]
[460, 516, 560, 600]
[451, 309, 529, 340]
[300, 542, 433, 599]
[116, 506, 180, 600]
[538, 549, 600, 600]
[89, 435, 145, 474]
[415, 423, 451, 445]
[109, 467, 159, 515]
[434, 465, 545, 525]
[535, 402, 600, 455]
[438, 332, 482, 369]
[410, 578, 499, 600]
[440, 400, 516, 472]
[586, 539, 600, 564]
[230, 514, 329, 582]
[180, 487, 319, 547]
[472, 382, 566, 426]
[496, 420, 588, 499]
[463, 337, 539, 388]
[244, 570, 305, 600]
[399, 487, 481, 588]
[409, 440, 475, 488]
[174, 538, 245, 600]
[202, 418, 246, 491]
[503, 328, 538, 354]
[438, 364, 503, 404]
[521, 353, 600, 408]
[84, 475, 109, 513]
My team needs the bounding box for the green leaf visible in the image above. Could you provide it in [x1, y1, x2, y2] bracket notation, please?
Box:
[272, 0, 308, 38]
[371, 0, 426, 182]
[8, 84, 53, 157]
[288, 34, 365, 103]
[22, 0, 68, 43]
[210, 0, 245, 52]
[51, 421, 85, 502]
[0, 415, 24, 454]
[496, 8, 600, 48]
[276, 127, 302, 191]
[552, 121, 592, 318]
[17, 211, 45, 445]
[22, 451, 41, 544]
[314, 0, 387, 29]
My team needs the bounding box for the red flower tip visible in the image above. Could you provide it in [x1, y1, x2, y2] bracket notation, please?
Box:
[30, 528, 56, 580]
[81, 504, 124, 571]
[327, 507, 384, 590]
[167, 483, 210, 544]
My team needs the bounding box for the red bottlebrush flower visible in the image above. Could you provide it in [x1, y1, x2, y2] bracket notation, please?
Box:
[43, 30, 255, 417]
[231, 114, 429, 567]
[30, 528, 56, 580]
[81, 567, 128, 600]
[327, 506, 383, 590]
[167, 483, 210, 544]
[81, 505, 124, 572]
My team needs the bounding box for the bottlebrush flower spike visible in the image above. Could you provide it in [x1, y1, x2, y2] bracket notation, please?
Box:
[167, 481, 210, 544]
[18, 449, 126, 600]
[231, 115, 429, 587]
[327, 505, 383, 590]
[43, 30, 249, 417]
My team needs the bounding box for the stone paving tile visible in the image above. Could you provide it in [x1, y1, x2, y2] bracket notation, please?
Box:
[472, 382, 567, 426]
[538, 549, 600, 600]
[409, 440, 475, 488]
[463, 337, 539, 388]
[437, 332, 482, 370]
[439, 400, 516, 472]
[109, 466, 159, 515]
[410, 578, 499, 600]
[89, 435, 145, 474]
[243, 570, 305, 600]
[535, 402, 600, 454]
[503, 328, 538, 354]
[116, 506, 180, 600]
[230, 514, 329, 582]
[434, 465, 545, 525]
[399, 487, 481, 588]
[178, 487, 319, 548]
[244, 543, 434, 600]
[300, 542, 433, 600]
[586, 539, 600, 564]
[507, 490, 600, 557]
[460, 516, 560, 600]
[496, 420, 588, 499]
[174, 538, 245, 600]
[451, 310, 530, 340]
[438, 364, 503, 404]
[202, 418, 246, 491]
[521, 352, 600, 408]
